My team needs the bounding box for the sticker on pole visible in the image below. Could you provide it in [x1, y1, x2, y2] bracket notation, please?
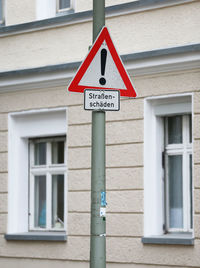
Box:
[84, 89, 120, 111]
[68, 27, 137, 98]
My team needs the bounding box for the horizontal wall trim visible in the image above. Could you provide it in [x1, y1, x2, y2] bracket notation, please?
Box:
[5, 232, 67, 242]
[0, 61, 80, 78]
[68, 234, 142, 238]
[68, 141, 143, 149]
[0, 43, 200, 93]
[67, 212, 143, 215]
[0, 0, 196, 37]
[0, 257, 198, 268]
[68, 211, 143, 215]
[69, 166, 144, 171]
[0, 253, 200, 268]
[68, 188, 143, 192]
[142, 234, 194, 245]
[68, 118, 144, 127]
[1, 43, 199, 78]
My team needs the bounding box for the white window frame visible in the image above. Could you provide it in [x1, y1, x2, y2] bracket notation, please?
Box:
[36, 0, 75, 21]
[144, 94, 193, 237]
[29, 137, 67, 231]
[164, 115, 192, 233]
[8, 108, 67, 234]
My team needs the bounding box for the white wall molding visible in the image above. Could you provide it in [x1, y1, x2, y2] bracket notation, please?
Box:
[8, 108, 67, 234]
[36, 0, 56, 20]
[0, 44, 199, 93]
[144, 93, 193, 236]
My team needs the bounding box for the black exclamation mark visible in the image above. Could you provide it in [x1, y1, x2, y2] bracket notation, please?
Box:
[99, 49, 107, 85]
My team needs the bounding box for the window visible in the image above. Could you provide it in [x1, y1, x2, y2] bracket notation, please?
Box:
[57, 0, 72, 13]
[164, 115, 193, 232]
[0, 0, 4, 25]
[29, 137, 66, 231]
[143, 94, 194, 244]
[6, 108, 67, 240]
[36, 0, 74, 21]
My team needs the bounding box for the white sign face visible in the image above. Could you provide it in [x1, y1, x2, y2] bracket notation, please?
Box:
[84, 89, 120, 111]
[79, 42, 126, 90]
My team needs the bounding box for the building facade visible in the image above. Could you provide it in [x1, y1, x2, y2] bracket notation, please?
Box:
[0, 0, 200, 267]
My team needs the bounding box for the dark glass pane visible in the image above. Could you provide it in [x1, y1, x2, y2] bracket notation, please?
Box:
[34, 176, 46, 228]
[59, 0, 70, 9]
[34, 142, 46, 165]
[190, 155, 193, 229]
[168, 155, 183, 229]
[52, 175, 64, 229]
[52, 141, 64, 164]
[189, 114, 192, 143]
[168, 116, 182, 144]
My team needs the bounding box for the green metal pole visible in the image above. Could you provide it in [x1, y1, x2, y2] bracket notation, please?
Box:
[90, 0, 106, 268]
[93, 0, 105, 40]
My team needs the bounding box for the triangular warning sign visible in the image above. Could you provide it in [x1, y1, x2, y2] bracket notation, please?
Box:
[68, 27, 137, 97]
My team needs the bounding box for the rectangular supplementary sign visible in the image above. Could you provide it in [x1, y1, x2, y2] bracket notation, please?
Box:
[84, 89, 120, 111]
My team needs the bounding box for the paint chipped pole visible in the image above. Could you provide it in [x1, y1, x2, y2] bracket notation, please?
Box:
[90, 0, 106, 267]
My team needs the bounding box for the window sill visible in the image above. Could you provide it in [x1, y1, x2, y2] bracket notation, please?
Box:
[56, 8, 74, 17]
[5, 232, 67, 242]
[142, 233, 194, 245]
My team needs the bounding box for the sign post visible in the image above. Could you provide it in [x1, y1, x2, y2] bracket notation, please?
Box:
[90, 1, 106, 267]
[67, 2, 137, 267]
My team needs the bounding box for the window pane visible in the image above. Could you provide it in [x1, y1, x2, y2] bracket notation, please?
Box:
[189, 115, 192, 143]
[52, 175, 64, 229]
[34, 142, 46, 165]
[59, 0, 70, 9]
[34, 176, 46, 228]
[52, 141, 64, 164]
[168, 155, 183, 229]
[190, 154, 193, 229]
[168, 116, 182, 144]
[0, 0, 3, 22]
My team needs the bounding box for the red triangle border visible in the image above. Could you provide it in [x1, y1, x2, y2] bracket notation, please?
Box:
[68, 27, 137, 98]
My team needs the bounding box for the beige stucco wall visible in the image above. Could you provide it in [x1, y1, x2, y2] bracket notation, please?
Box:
[6, 0, 36, 26]
[5, 0, 136, 26]
[1, 1, 200, 72]
[0, 67, 200, 266]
